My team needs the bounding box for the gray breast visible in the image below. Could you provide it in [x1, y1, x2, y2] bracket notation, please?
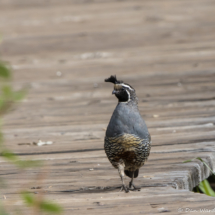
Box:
[106, 102, 149, 140]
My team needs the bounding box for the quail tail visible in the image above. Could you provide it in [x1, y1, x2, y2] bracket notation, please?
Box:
[124, 169, 139, 178]
[128, 171, 141, 191]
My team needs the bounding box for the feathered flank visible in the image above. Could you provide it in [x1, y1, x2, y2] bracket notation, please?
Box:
[105, 75, 122, 84]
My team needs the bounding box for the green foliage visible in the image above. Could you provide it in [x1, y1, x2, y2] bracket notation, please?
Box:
[22, 192, 34, 205]
[0, 62, 10, 79]
[1, 149, 42, 168]
[22, 192, 63, 214]
[0, 60, 62, 214]
[198, 180, 215, 197]
[184, 157, 215, 176]
[0, 61, 26, 117]
[40, 201, 63, 213]
[184, 157, 215, 197]
[0, 62, 37, 168]
[0, 131, 3, 143]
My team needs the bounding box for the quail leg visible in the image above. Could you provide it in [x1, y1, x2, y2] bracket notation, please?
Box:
[118, 164, 129, 193]
[129, 172, 141, 191]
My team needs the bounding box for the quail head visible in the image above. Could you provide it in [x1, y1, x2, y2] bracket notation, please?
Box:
[104, 75, 151, 193]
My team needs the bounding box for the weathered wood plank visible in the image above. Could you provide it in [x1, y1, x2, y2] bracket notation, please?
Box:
[1, 0, 215, 214]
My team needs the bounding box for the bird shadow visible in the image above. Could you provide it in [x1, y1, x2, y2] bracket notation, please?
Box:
[54, 186, 121, 194]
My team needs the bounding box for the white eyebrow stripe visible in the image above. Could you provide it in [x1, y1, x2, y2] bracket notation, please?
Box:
[120, 84, 133, 91]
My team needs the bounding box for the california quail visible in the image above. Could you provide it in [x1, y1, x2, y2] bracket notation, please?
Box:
[104, 75, 151, 193]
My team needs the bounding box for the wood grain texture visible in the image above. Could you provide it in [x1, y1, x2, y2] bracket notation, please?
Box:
[0, 0, 215, 214]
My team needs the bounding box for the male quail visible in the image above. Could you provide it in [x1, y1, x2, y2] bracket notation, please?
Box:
[104, 75, 151, 193]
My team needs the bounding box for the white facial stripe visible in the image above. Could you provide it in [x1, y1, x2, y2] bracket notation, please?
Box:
[126, 89, 130, 101]
[121, 84, 133, 91]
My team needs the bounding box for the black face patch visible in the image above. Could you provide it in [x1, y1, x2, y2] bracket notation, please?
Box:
[114, 88, 129, 102]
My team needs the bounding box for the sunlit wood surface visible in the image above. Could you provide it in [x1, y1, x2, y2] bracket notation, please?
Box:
[1, 0, 215, 214]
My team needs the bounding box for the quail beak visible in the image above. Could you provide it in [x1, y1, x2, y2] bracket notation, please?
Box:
[112, 90, 116, 94]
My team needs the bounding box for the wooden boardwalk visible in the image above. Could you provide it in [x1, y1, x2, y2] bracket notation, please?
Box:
[1, 0, 215, 214]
